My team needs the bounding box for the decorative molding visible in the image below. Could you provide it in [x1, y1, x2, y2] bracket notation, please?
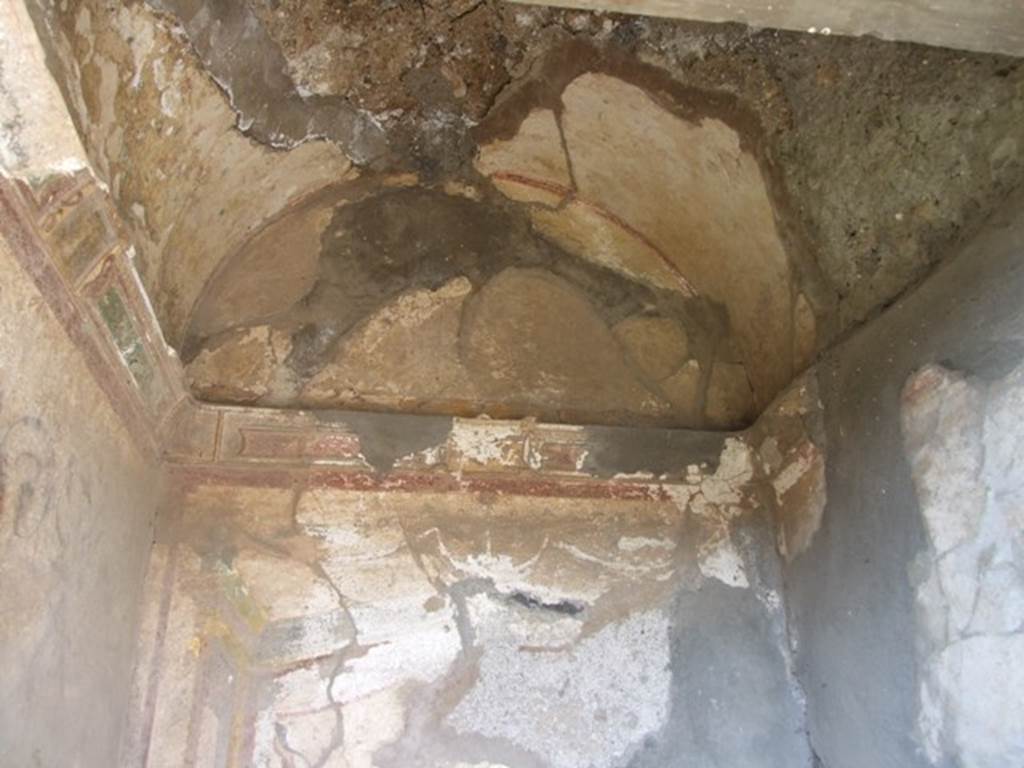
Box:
[2, 169, 730, 486]
[0, 172, 187, 458]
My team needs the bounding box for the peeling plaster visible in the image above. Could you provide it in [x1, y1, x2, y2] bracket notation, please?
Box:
[902, 363, 1024, 767]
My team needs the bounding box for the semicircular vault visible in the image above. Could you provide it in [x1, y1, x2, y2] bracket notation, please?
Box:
[183, 65, 829, 430]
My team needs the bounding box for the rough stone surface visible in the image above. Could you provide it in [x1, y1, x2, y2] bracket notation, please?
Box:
[302, 277, 478, 410]
[661, 359, 703, 417]
[614, 315, 690, 382]
[187, 325, 294, 404]
[506, 0, 1024, 57]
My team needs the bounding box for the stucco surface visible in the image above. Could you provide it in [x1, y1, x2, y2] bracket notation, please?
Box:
[0, 228, 161, 768]
[785, 193, 1024, 768]
[124, 433, 810, 768]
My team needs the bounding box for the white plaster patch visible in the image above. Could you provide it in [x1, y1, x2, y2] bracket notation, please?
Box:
[902, 366, 986, 554]
[153, 58, 186, 116]
[395, 441, 445, 468]
[670, 438, 755, 589]
[664, 482, 697, 510]
[771, 438, 827, 562]
[617, 535, 677, 553]
[902, 364, 1024, 767]
[115, 6, 157, 90]
[466, 592, 583, 647]
[613, 471, 658, 481]
[230, 552, 351, 662]
[448, 608, 672, 768]
[294, 491, 462, 703]
[423, 529, 604, 604]
[758, 588, 783, 612]
[450, 419, 522, 467]
[700, 437, 755, 505]
[772, 448, 815, 499]
[698, 535, 750, 588]
[336, 687, 408, 768]
[920, 635, 1024, 768]
[251, 665, 340, 767]
[331, 591, 461, 705]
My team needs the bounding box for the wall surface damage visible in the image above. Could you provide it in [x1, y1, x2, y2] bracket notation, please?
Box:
[784, 192, 1024, 768]
[125, 431, 812, 768]
[0, 7, 167, 766]
[1, 1, 1023, 767]
[20, 0, 1024, 430]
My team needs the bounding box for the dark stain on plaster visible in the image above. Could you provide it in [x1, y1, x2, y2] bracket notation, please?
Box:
[477, 38, 762, 149]
[284, 324, 342, 380]
[299, 185, 697, 340]
[317, 409, 453, 474]
[580, 425, 727, 478]
[146, 0, 387, 163]
[508, 591, 584, 616]
[189, 184, 734, 429]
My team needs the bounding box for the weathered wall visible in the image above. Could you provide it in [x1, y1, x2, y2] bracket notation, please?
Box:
[25, 0, 1024, 428]
[0, 7, 172, 763]
[0, 230, 162, 766]
[124, 432, 811, 768]
[784, 193, 1024, 767]
[509, 0, 1024, 58]
[26, 0, 355, 345]
[182, 62, 819, 429]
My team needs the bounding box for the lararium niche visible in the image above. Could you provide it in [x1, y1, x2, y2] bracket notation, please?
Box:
[5, 2, 1023, 768]
[179, 50, 830, 430]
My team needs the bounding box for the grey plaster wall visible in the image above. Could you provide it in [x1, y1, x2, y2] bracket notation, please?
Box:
[786, 192, 1024, 768]
[628, 515, 811, 768]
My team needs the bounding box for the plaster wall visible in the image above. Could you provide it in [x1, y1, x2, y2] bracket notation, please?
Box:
[0, 230, 162, 767]
[25, 0, 354, 345]
[4, 2, 1024, 765]
[785, 193, 1024, 767]
[0, 5, 165, 765]
[123, 435, 811, 768]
